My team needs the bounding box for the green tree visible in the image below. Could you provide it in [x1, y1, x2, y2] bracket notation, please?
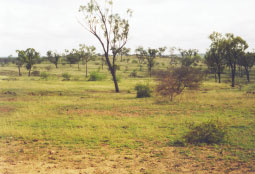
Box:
[15, 50, 26, 76]
[46, 51, 61, 68]
[135, 46, 147, 71]
[239, 52, 255, 82]
[179, 49, 200, 67]
[223, 33, 248, 87]
[119, 47, 131, 62]
[205, 32, 225, 83]
[78, 44, 96, 77]
[79, 0, 132, 92]
[17, 48, 40, 76]
[146, 48, 158, 77]
[158, 46, 167, 57]
[65, 49, 80, 69]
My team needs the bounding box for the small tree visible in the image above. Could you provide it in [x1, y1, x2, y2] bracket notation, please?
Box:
[146, 48, 158, 77]
[79, 0, 132, 92]
[239, 52, 255, 82]
[15, 50, 26, 76]
[179, 49, 200, 67]
[46, 51, 61, 68]
[155, 67, 203, 101]
[135, 46, 147, 71]
[78, 44, 96, 77]
[65, 49, 80, 68]
[119, 47, 131, 62]
[158, 46, 167, 57]
[17, 48, 40, 76]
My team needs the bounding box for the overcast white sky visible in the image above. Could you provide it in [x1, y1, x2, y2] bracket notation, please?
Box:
[1, 0, 255, 56]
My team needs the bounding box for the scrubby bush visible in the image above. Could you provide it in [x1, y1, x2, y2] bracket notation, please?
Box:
[45, 65, 52, 71]
[88, 72, 106, 81]
[183, 120, 227, 145]
[134, 84, 151, 98]
[132, 60, 138, 64]
[129, 70, 137, 77]
[155, 67, 204, 101]
[40, 72, 49, 80]
[31, 71, 40, 76]
[62, 72, 71, 81]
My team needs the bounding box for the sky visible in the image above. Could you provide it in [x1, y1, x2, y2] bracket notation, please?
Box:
[1, 0, 255, 57]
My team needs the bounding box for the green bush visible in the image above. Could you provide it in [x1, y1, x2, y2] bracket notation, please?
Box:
[132, 60, 138, 64]
[62, 72, 71, 81]
[129, 70, 137, 77]
[183, 120, 227, 145]
[134, 84, 151, 98]
[88, 72, 106, 81]
[40, 72, 49, 80]
[31, 71, 40, 76]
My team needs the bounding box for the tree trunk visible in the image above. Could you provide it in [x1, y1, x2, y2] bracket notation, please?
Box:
[231, 66, 236, 87]
[214, 72, 217, 83]
[218, 72, 221, 83]
[105, 54, 119, 93]
[111, 69, 119, 92]
[245, 67, 250, 82]
[55, 63, 58, 69]
[28, 69, 31, 77]
[18, 66, 22, 76]
[86, 61, 88, 77]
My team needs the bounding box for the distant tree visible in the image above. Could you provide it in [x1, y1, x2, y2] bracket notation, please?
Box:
[65, 49, 80, 69]
[16, 48, 40, 76]
[205, 32, 226, 83]
[15, 50, 26, 76]
[46, 51, 61, 68]
[135, 46, 147, 71]
[146, 48, 158, 77]
[179, 49, 200, 67]
[158, 46, 167, 57]
[239, 52, 255, 82]
[78, 44, 96, 77]
[79, 0, 132, 92]
[119, 47, 131, 62]
[155, 67, 204, 101]
[223, 33, 248, 87]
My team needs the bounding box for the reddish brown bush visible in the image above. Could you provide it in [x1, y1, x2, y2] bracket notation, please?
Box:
[155, 67, 204, 101]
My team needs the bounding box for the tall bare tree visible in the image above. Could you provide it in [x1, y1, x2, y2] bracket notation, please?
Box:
[79, 0, 132, 92]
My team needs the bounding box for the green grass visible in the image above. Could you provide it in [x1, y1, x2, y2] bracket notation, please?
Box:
[0, 58, 255, 161]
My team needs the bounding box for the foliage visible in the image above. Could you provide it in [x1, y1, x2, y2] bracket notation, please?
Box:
[129, 69, 137, 77]
[134, 84, 151, 98]
[88, 71, 106, 81]
[16, 48, 40, 76]
[183, 120, 228, 145]
[155, 67, 204, 101]
[179, 49, 200, 67]
[47, 51, 61, 68]
[62, 72, 72, 81]
[40, 72, 50, 80]
[31, 71, 40, 77]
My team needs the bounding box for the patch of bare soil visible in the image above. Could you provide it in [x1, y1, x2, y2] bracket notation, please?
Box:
[0, 141, 254, 174]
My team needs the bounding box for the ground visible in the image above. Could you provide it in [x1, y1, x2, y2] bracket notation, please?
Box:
[0, 61, 255, 173]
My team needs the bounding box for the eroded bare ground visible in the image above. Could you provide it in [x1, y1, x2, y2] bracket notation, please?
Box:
[0, 141, 254, 174]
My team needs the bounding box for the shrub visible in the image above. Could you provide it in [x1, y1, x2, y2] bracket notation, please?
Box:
[88, 72, 106, 81]
[40, 72, 49, 80]
[132, 60, 138, 64]
[31, 71, 40, 76]
[183, 120, 227, 145]
[129, 70, 137, 77]
[45, 65, 52, 71]
[62, 72, 71, 81]
[155, 67, 204, 101]
[134, 84, 151, 98]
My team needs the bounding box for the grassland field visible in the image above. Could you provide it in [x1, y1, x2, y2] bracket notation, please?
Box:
[0, 56, 255, 174]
